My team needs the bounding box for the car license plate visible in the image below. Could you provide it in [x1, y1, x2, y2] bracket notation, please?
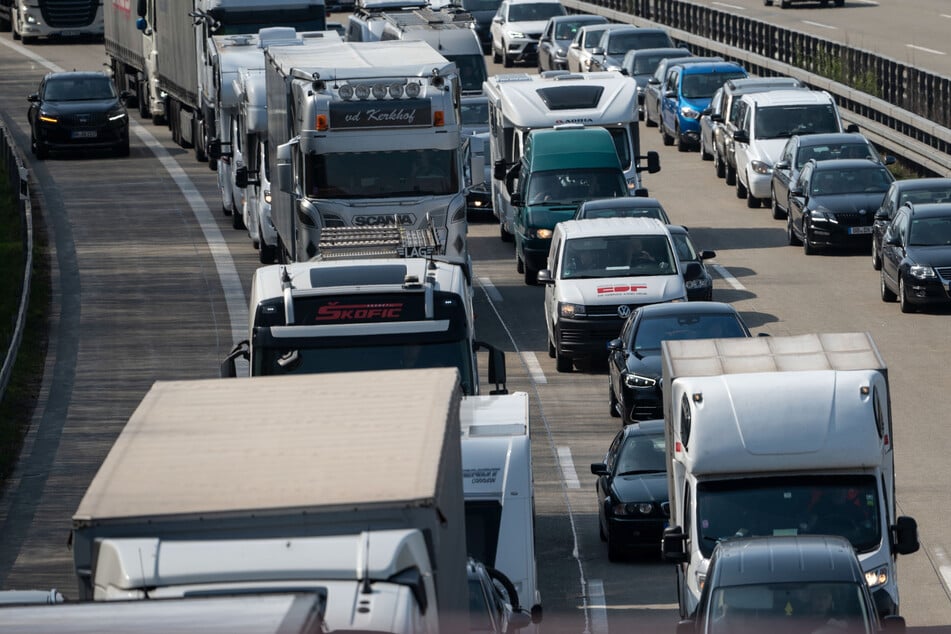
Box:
[849, 226, 873, 235]
[60, 30, 79, 37]
[71, 130, 97, 139]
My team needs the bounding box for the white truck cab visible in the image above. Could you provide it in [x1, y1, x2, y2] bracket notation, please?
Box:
[538, 217, 698, 372]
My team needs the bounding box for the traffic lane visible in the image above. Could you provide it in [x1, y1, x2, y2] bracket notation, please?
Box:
[641, 107, 951, 627]
[0, 39, 259, 593]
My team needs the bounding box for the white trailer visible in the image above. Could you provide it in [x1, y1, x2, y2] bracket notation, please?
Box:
[104, 0, 162, 121]
[483, 71, 660, 241]
[264, 39, 466, 262]
[460, 392, 542, 625]
[659, 333, 919, 618]
[72, 370, 469, 633]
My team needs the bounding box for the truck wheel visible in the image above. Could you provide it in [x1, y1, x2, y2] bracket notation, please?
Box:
[138, 86, 151, 119]
[548, 338, 556, 359]
[194, 120, 208, 162]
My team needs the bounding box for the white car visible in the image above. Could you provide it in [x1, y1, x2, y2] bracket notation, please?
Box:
[538, 218, 700, 373]
[490, 0, 565, 68]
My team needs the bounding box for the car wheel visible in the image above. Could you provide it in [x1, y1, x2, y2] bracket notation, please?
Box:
[880, 269, 897, 302]
[787, 215, 801, 246]
[899, 278, 915, 313]
[803, 224, 816, 255]
[871, 239, 882, 270]
[714, 152, 725, 178]
[764, 0, 773, 4]
[834, 0, 844, 5]
[500, 223, 514, 243]
[548, 337, 556, 359]
[746, 188, 760, 208]
[644, 107, 657, 128]
[700, 139, 712, 161]
[676, 126, 689, 152]
[516, 251, 524, 274]
[661, 124, 674, 146]
[492, 42, 501, 64]
[599, 520, 607, 542]
[725, 164, 736, 186]
[607, 534, 624, 563]
[735, 175, 747, 199]
[31, 132, 47, 160]
[524, 265, 538, 286]
[780, 0, 790, 7]
[115, 137, 130, 158]
[609, 384, 621, 418]
[232, 208, 246, 230]
[771, 189, 786, 219]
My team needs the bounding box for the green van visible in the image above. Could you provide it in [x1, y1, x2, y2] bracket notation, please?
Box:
[510, 125, 628, 285]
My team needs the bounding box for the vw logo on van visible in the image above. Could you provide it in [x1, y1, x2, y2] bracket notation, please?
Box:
[617, 305, 632, 318]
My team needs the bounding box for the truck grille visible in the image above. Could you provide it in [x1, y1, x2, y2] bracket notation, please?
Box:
[40, 0, 99, 28]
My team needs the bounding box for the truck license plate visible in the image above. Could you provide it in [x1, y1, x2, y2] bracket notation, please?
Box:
[849, 226, 872, 235]
[72, 130, 97, 139]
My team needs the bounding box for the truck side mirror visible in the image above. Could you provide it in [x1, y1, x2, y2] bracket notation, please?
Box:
[644, 151, 660, 174]
[136, 0, 147, 17]
[662, 526, 689, 563]
[510, 192, 524, 207]
[219, 341, 250, 378]
[493, 159, 508, 181]
[475, 340, 508, 395]
[892, 516, 919, 555]
[235, 166, 249, 189]
[207, 139, 222, 161]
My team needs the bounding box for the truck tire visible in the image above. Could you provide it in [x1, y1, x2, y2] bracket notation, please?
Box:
[194, 119, 208, 162]
[137, 81, 151, 119]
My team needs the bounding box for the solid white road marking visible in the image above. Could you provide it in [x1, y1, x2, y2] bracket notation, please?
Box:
[520, 351, 548, 384]
[802, 20, 838, 30]
[477, 276, 503, 302]
[587, 579, 609, 634]
[907, 44, 946, 56]
[711, 1, 744, 10]
[711, 263, 746, 291]
[933, 548, 951, 595]
[557, 446, 581, 489]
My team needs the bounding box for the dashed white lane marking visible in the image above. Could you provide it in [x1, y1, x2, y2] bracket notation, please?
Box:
[557, 446, 581, 489]
[712, 2, 744, 10]
[477, 276, 503, 302]
[711, 263, 746, 291]
[588, 579, 609, 634]
[802, 20, 838, 30]
[933, 548, 951, 595]
[520, 351, 548, 384]
[907, 44, 946, 56]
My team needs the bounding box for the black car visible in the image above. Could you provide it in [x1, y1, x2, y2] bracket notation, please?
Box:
[871, 177, 951, 270]
[573, 196, 671, 223]
[668, 225, 716, 301]
[786, 158, 895, 255]
[27, 71, 130, 160]
[536, 14, 607, 72]
[879, 203, 951, 313]
[590, 419, 668, 561]
[770, 132, 892, 220]
[607, 301, 751, 424]
[675, 535, 904, 634]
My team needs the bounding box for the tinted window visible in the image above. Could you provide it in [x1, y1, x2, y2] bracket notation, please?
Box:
[908, 214, 951, 246]
[809, 167, 891, 196]
[615, 432, 666, 474]
[681, 71, 746, 99]
[608, 31, 672, 54]
[561, 234, 676, 279]
[507, 2, 564, 21]
[796, 142, 876, 168]
[755, 104, 839, 139]
[536, 85, 605, 110]
[632, 313, 746, 352]
[44, 77, 116, 101]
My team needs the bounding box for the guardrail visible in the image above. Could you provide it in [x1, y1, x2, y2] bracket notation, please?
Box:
[0, 120, 33, 404]
[562, 0, 951, 177]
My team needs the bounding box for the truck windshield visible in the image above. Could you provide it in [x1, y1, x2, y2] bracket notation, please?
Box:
[696, 475, 881, 558]
[255, 339, 475, 394]
[446, 54, 488, 93]
[307, 149, 459, 198]
[526, 168, 626, 205]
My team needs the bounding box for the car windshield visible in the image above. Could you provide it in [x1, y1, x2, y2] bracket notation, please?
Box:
[632, 313, 746, 352]
[632, 52, 688, 75]
[608, 32, 672, 55]
[755, 104, 840, 139]
[582, 28, 606, 47]
[696, 475, 882, 558]
[681, 71, 746, 99]
[577, 204, 669, 222]
[809, 167, 891, 196]
[898, 187, 951, 206]
[462, 0, 502, 11]
[671, 232, 699, 261]
[705, 582, 875, 634]
[795, 142, 877, 168]
[508, 2, 564, 21]
[561, 234, 677, 280]
[615, 432, 666, 474]
[908, 215, 951, 246]
[43, 77, 116, 101]
[555, 19, 597, 39]
[527, 168, 626, 205]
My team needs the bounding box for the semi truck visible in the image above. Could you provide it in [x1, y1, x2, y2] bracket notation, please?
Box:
[104, 0, 325, 158]
[1, 0, 102, 44]
[71, 369, 469, 633]
[264, 39, 466, 262]
[220, 229, 507, 396]
[460, 391, 542, 625]
[483, 70, 660, 243]
[659, 333, 919, 619]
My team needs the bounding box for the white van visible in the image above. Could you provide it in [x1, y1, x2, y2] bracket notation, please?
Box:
[732, 89, 853, 208]
[538, 218, 700, 372]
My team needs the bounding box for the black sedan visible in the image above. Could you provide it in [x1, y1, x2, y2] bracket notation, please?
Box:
[769, 132, 891, 220]
[786, 158, 894, 255]
[27, 71, 130, 159]
[880, 203, 951, 313]
[607, 302, 751, 424]
[591, 419, 668, 562]
[871, 177, 951, 270]
[668, 225, 716, 301]
[573, 196, 671, 223]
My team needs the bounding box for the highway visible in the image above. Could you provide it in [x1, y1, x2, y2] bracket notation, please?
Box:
[0, 15, 950, 632]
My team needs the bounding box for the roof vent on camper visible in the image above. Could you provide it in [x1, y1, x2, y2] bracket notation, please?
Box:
[536, 85, 605, 110]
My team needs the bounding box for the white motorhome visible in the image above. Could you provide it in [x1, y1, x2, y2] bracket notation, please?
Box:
[483, 71, 660, 242]
[460, 392, 542, 624]
[660, 333, 919, 619]
[265, 39, 466, 261]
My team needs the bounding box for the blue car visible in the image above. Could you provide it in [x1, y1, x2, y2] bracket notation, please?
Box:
[660, 60, 747, 152]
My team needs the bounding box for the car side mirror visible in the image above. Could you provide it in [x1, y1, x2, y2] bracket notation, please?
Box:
[885, 233, 901, 247]
[733, 130, 749, 144]
[607, 338, 623, 352]
[492, 16, 503, 23]
[570, 42, 580, 49]
[662, 526, 689, 563]
[881, 615, 906, 634]
[591, 47, 604, 56]
[664, 90, 676, 98]
[537, 269, 553, 284]
[493, 160, 508, 181]
[208, 139, 222, 161]
[882, 155, 896, 165]
[874, 209, 890, 221]
[893, 516, 919, 555]
[620, 68, 629, 76]
[789, 185, 803, 197]
[510, 192, 524, 207]
[700, 250, 716, 260]
[648, 76, 660, 85]
[773, 160, 790, 171]
[28, 93, 39, 103]
[509, 610, 532, 630]
[845, 123, 860, 133]
[590, 463, 608, 476]
[710, 113, 722, 122]
[682, 261, 702, 282]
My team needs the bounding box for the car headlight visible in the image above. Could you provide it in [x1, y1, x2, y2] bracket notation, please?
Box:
[750, 160, 772, 175]
[685, 277, 710, 290]
[108, 110, 127, 122]
[39, 113, 58, 124]
[532, 228, 552, 239]
[909, 264, 936, 279]
[264, 190, 271, 204]
[607, 65, 621, 72]
[865, 566, 888, 588]
[612, 501, 654, 516]
[507, 30, 525, 39]
[624, 372, 657, 388]
[679, 106, 700, 119]
[558, 302, 585, 318]
[626, 177, 639, 191]
[809, 207, 836, 222]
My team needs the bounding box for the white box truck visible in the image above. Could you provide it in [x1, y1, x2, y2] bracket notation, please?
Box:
[4, 0, 102, 44]
[460, 392, 542, 624]
[71, 369, 469, 634]
[659, 333, 919, 619]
